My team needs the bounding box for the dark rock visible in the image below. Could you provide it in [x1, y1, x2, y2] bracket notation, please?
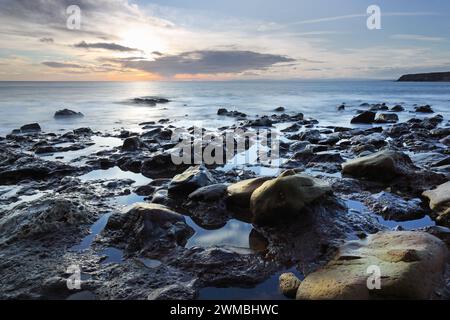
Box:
[20, 123, 41, 133]
[54, 109, 84, 118]
[104, 203, 194, 255]
[350, 111, 376, 124]
[415, 105, 434, 113]
[274, 106, 286, 112]
[217, 108, 247, 118]
[188, 183, 228, 202]
[337, 104, 345, 111]
[391, 105, 405, 112]
[132, 97, 170, 106]
[398, 71, 450, 82]
[122, 136, 142, 151]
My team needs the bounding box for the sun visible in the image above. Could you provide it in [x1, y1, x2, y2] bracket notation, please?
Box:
[120, 27, 166, 56]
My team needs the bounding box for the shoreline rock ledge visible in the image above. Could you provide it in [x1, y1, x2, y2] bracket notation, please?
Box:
[398, 71, 450, 82]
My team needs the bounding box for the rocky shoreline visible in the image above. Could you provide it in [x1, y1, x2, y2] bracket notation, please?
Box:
[0, 102, 449, 300]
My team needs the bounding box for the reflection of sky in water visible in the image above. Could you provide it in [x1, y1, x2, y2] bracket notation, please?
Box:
[79, 166, 151, 186]
[41, 136, 122, 162]
[345, 199, 435, 230]
[186, 217, 253, 249]
[71, 213, 112, 252]
[199, 267, 303, 300]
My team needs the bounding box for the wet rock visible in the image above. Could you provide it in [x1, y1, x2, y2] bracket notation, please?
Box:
[279, 273, 301, 298]
[296, 231, 447, 300]
[188, 183, 228, 202]
[423, 181, 450, 226]
[54, 109, 84, 118]
[132, 97, 170, 106]
[391, 105, 405, 112]
[245, 116, 273, 127]
[122, 136, 142, 152]
[0, 196, 92, 244]
[141, 152, 188, 178]
[281, 123, 302, 133]
[337, 104, 345, 111]
[440, 135, 450, 146]
[226, 176, 272, 208]
[274, 106, 286, 112]
[147, 282, 197, 300]
[73, 127, 92, 135]
[415, 105, 434, 113]
[217, 108, 247, 118]
[342, 150, 415, 183]
[168, 165, 215, 195]
[250, 171, 332, 225]
[350, 111, 376, 124]
[20, 123, 41, 133]
[104, 203, 194, 256]
[369, 103, 389, 111]
[299, 130, 322, 143]
[421, 225, 450, 246]
[374, 113, 399, 124]
[367, 192, 425, 221]
[134, 184, 155, 196]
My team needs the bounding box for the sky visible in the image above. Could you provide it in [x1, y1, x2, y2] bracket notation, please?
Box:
[0, 0, 449, 81]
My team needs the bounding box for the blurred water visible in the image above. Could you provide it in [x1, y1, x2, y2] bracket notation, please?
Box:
[1, 80, 449, 136]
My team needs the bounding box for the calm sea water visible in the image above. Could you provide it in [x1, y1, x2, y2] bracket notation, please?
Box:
[0, 80, 449, 136]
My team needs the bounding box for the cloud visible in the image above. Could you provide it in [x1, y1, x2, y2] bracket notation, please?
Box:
[120, 50, 295, 76]
[73, 41, 140, 52]
[39, 37, 54, 43]
[390, 34, 446, 42]
[42, 61, 86, 69]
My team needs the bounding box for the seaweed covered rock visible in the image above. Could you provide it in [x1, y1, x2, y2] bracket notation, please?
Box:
[250, 171, 332, 225]
[341, 150, 415, 183]
[296, 231, 447, 300]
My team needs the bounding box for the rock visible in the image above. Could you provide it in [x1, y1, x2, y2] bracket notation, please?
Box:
[299, 130, 321, 143]
[168, 165, 215, 195]
[440, 135, 450, 146]
[391, 105, 405, 112]
[367, 192, 424, 221]
[350, 111, 376, 124]
[226, 176, 272, 208]
[104, 203, 194, 255]
[73, 127, 92, 135]
[296, 231, 447, 300]
[147, 282, 197, 300]
[369, 104, 389, 111]
[141, 152, 188, 178]
[188, 183, 228, 202]
[20, 123, 41, 133]
[132, 97, 170, 106]
[0, 196, 92, 244]
[337, 104, 345, 111]
[122, 136, 142, 151]
[423, 181, 450, 226]
[281, 123, 302, 133]
[279, 273, 301, 298]
[274, 106, 286, 112]
[415, 105, 434, 113]
[398, 71, 450, 82]
[134, 184, 155, 196]
[245, 116, 273, 127]
[54, 109, 84, 118]
[217, 108, 246, 118]
[250, 171, 332, 225]
[374, 113, 399, 124]
[341, 150, 415, 183]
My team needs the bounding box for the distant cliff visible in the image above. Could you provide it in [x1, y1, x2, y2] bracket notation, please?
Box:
[398, 71, 450, 82]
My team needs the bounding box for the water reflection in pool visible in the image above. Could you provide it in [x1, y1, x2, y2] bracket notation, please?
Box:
[79, 166, 151, 186]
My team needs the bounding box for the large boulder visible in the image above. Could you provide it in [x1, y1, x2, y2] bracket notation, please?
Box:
[423, 181, 450, 226]
[54, 109, 84, 118]
[168, 165, 215, 195]
[341, 150, 415, 182]
[104, 203, 194, 255]
[295, 231, 447, 300]
[350, 111, 376, 124]
[20, 123, 41, 133]
[122, 136, 142, 151]
[250, 171, 332, 225]
[226, 176, 273, 208]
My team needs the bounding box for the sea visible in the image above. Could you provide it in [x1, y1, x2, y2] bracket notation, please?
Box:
[0, 80, 449, 136]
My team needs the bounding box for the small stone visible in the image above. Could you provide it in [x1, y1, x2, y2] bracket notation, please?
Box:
[279, 273, 301, 298]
